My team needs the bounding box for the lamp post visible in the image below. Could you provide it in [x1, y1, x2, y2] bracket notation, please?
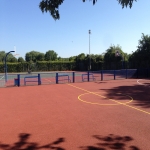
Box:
[4, 51, 15, 82]
[89, 30, 91, 70]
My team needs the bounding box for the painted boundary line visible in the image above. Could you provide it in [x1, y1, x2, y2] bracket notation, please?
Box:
[78, 92, 133, 106]
[0, 76, 4, 80]
[68, 84, 150, 115]
[137, 79, 150, 87]
[137, 79, 144, 85]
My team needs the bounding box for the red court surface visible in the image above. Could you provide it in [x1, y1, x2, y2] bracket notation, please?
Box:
[0, 79, 150, 150]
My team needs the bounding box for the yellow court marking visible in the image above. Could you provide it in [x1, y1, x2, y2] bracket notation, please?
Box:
[68, 84, 150, 115]
[78, 92, 133, 106]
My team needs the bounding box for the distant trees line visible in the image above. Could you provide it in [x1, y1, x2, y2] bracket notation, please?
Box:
[0, 33, 150, 71]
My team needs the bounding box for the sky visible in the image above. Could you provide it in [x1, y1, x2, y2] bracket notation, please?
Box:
[0, 0, 150, 59]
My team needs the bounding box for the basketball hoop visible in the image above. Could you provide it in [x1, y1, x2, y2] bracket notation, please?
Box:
[13, 46, 19, 57]
[115, 50, 120, 57]
[13, 54, 19, 57]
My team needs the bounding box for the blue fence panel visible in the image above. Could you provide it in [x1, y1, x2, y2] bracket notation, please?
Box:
[89, 71, 101, 82]
[20, 73, 39, 86]
[115, 70, 126, 80]
[57, 72, 72, 84]
[127, 69, 137, 78]
[4, 69, 150, 87]
[75, 71, 88, 82]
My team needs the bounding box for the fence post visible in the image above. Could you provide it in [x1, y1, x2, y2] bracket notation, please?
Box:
[56, 73, 58, 84]
[88, 71, 90, 82]
[126, 69, 128, 79]
[114, 70, 116, 80]
[17, 74, 20, 87]
[101, 70, 103, 81]
[72, 72, 75, 83]
[38, 74, 41, 85]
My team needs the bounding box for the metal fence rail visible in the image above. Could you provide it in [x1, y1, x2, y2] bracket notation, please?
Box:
[1, 68, 150, 87]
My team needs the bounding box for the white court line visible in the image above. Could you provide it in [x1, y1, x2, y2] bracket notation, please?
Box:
[137, 79, 150, 87]
[137, 79, 143, 85]
[0, 76, 4, 80]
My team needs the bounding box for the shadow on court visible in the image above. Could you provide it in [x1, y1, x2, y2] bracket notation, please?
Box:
[0, 133, 140, 150]
[0, 133, 65, 150]
[100, 84, 150, 108]
[80, 134, 140, 150]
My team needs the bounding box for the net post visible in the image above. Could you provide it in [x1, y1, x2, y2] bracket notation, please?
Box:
[72, 72, 75, 83]
[126, 69, 128, 79]
[56, 73, 58, 84]
[114, 70, 116, 80]
[17, 74, 20, 87]
[88, 71, 90, 82]
[38, 74, 41, 85]
[101, 70, 103, 81]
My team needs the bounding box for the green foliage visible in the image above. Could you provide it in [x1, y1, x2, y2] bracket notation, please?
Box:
[37, 53, 45, 61]
[69, 56, 76, 61]
[0, 51, 5, 62]
[9, 57, 18, 62]
[39, 0, 64, 20]
[0, 62, 28, 73]
[39, 0, 136, 20]
[25, 51, 41, 62]
[0, 63, 4, 73]
[0, 51, 18, 63]
[129, 33, 150, 68]
[117, 0, 136, 8]
[45, 50, 58, 61]
[36, 61, 76, 71]
[18, 57, 25, 62]
[104, 45, 123, 62]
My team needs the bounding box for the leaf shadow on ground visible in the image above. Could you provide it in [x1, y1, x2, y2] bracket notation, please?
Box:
[99, 84, 150, 108]
[79, 134, 140, 150]
[0, 133, 65, 150]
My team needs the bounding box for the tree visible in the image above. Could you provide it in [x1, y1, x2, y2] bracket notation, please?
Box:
[104, 45, 124, 69]
[77, 53, 86, 62]
[0, 51, 6, 62]
[129, 33, 150, 68]
[69, 56, 76, 61]
[95, 54, 103, 62]
[36, 53, 45, 61]
[25, 51, 40, 62]
[39, 0, 136, 20]
[45, 50, 58, 61]
[8, 57, 18, 62]
[18, 57, 25, 62]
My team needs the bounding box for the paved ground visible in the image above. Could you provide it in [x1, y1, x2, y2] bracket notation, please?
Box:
[0, 79, 150, 150]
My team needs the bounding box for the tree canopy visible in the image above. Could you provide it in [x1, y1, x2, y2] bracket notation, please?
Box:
[39, 0, 137, 20]
[129, 33, 150, 68]
[0, 51, 18, 63]
[44, 50, 58, 61]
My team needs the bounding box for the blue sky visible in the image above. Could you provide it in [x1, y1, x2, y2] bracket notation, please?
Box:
[0, 0, 150, 59]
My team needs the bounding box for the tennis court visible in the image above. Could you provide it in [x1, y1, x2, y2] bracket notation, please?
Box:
[0, 79, 150, 149]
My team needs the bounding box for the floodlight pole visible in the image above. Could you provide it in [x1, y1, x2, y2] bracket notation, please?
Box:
[4, 51, 15, 82]
[89, 30, 91, 70]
